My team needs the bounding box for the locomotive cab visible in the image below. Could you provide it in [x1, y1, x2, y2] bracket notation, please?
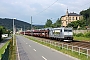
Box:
[63, 27, 73, 41]
[49, 27, 73, 41]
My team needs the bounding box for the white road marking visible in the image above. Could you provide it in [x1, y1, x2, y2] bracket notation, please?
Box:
[33, 49, 36, 51]
[29, 45, 31, 47]
[42, 56, 47, 60]
[26, 43, 28, 44]
[26, 37, 78, 60]
[16, 39, 20, 60]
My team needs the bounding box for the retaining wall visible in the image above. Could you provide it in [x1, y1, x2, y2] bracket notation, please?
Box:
[73, 30, 90, 34]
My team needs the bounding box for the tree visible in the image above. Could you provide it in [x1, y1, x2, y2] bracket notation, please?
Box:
[0, 26, 3, 41]
[44, 19, 52, 28]
[50, 18, 61, 28]
[44, 18, 62, 28]
[55, 18, 61, 27]
[0, 26, 10, 42]
[67, 20, 86, 29]
[80, 8, 90, 26]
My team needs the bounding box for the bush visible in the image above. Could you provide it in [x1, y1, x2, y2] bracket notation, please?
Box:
[85, 32, 90, 38]
[73, 33, 76, 36]
[76, 33, 84, 37]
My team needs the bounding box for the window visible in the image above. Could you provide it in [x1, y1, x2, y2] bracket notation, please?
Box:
[79, 17, 80, 20]
[66, 21, 67, 24]
[53, 29, 60, 34]
[69, 17, 71, 20]
[61, 29, 62, 32]
[76, 17, 77, 20]
[64, 30, 72, 32]
[72, 17, 74, 20]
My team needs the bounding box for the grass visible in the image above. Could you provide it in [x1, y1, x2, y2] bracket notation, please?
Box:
[25, 35, 90, 60]
[74, 36, 90, 42]
[9, 37, 17, 60]
[0, 40, 10, 59]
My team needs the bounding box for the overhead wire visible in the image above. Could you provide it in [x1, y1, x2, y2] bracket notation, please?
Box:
[70, 1, 90, 12]
[31, 0, 90, 24]
[33, 0, 58, 16]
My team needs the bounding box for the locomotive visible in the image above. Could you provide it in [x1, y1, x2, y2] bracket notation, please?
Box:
[20, 27, 73, 41]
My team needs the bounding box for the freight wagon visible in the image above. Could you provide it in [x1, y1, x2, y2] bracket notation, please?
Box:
[20, 27, 73, 41]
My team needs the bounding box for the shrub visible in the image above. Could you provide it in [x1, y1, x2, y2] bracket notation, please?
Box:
[76, 33, 84, 37]
[85, 32, 90, 38]
[73, 33, 76, 36]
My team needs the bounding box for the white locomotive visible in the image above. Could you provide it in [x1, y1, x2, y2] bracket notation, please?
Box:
[48, 27, 73, 41]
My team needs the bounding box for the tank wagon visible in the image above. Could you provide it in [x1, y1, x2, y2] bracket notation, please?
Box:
[20, 27, 73, 41]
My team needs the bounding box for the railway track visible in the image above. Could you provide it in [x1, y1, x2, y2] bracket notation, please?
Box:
[30, 36, 90, 49]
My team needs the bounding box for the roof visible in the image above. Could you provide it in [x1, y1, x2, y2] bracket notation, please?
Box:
[68, 13, 81, 16]
[61, 12, 81, 17]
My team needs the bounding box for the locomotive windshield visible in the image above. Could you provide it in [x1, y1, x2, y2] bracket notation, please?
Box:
[53, 29, 60, 34]
[64, 29, 72, 32]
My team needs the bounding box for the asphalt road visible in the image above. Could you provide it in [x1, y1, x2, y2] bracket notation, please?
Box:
[0, 37, 12, 48]
[16, 35, 78, 60]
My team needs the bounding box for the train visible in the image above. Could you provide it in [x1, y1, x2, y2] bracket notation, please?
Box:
[20, 27, 73, 41]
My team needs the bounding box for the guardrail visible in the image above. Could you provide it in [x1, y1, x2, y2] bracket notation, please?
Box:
[38, 39, 90, 58]
[1, 43, 10, 60]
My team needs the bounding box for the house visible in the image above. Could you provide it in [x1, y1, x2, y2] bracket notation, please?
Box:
[61, 9, 83, 27]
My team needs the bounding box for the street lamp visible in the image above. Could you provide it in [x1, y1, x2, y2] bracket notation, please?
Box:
[13, 18, 16, 46]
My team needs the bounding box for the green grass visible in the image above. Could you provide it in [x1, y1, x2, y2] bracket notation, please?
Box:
[25, 35, 90, 60]
[0, 41, 10, 59]
[9, 37, 17, 60]
[74, 36, 90, 42]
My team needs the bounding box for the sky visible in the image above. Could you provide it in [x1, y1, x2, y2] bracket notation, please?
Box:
[0, 0, 90, 25]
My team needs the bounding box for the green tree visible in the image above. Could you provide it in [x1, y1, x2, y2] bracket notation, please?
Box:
[80, 8, 90, 26]
[67, 20, 86, 29]
[0, 26, 3, 41]
[51, 18, 61, 28]
[67, 21, 78, 29]
[51, 23, 56, 28]
[55, 18, 61, 27]
[45, 19, 52, 28]
[0, 26, 10, 42]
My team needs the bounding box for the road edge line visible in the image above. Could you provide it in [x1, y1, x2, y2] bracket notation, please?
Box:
[16, 37, 20, 60]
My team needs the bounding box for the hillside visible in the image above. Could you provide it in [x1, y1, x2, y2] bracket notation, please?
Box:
[0, 18, 44, 30]
[0, 18, 31, 30]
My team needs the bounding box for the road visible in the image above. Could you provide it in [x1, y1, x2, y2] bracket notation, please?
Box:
[0, 37, 12, 48]
[16, 35, 78, 60]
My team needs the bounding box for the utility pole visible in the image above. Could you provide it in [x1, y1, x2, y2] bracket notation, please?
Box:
[24, 25, 25, 35]
[13, 18, 14, 46]
[13, 18, 16, 46]
[31, 16, 32, 30]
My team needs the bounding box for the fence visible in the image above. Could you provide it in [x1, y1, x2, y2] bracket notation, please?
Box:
[37, 39, 90, 58]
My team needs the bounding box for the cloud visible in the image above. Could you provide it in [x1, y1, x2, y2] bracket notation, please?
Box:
[0, 0, 90, 25]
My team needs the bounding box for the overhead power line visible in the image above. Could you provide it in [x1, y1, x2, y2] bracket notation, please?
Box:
[70, 1, 90, 12]
[33, 0, 58, 16]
